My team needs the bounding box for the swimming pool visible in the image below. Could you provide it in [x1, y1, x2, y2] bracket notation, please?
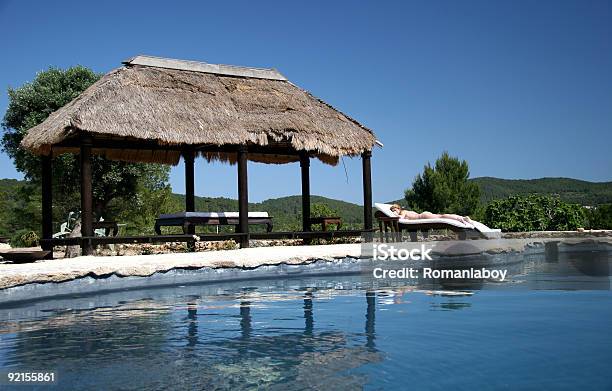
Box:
[1, 246, 611, 390]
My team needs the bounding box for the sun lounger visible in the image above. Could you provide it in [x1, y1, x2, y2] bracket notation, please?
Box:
[53, 211, 79, 239]
[155, 211, 273, 234]
[374, 203, 501, 241]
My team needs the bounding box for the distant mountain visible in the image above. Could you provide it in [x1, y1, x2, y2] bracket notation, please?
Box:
[178, 178, 612, 229]
[390, 177, 612, 207]
[0, 178, 23, 193]
[471, 177, 612, 206]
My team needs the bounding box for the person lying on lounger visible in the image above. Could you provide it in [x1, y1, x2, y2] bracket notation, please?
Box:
[389, 204, 473, 225]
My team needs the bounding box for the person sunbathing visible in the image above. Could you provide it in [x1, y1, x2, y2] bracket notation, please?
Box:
[389, 204, 473, 225]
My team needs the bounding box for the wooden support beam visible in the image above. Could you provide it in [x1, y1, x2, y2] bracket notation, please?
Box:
[237, 146, 249, 248]
[41, 155, 53, 258]
[184, 150, 196, 213]
[300, 152, 311, 232]
[80, 135, 94, 255]
[54, 137, 305, 157]
[362, 151, 373, 233]
[184, 150, 196, 250]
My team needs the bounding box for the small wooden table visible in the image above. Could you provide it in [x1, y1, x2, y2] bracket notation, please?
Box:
[309, 216, 342, 231]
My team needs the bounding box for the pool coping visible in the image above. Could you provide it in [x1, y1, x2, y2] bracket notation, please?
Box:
[0, 235, 610, 305]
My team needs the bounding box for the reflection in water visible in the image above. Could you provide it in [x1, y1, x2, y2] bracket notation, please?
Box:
[0, 245, 610, 389]
[240, 301, 252, 339]
[0, 288, 386, 389]
[527, 247, 612, 290]
[405, 243, 612, 291]
[303, 291, 313, 336]
[186, 301, 198, 349]
[545, 241, 559, 262]
[569, 251, 611, 277]
[431, 302, 472, 311]
[365, 290, 376, 349]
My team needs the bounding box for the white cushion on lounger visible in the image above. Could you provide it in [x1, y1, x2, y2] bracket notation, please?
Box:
[374, 202, 501, 237]
[374, 203, 396, 218]
[469, 220, 502, 237]
[397, 217, 474, 229]
[159, 212, 269, 219]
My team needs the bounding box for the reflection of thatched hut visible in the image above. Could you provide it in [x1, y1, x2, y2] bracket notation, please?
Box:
[20, 55, 379, 255]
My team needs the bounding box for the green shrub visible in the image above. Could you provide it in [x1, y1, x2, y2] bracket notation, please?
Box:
[585, 204, 612, 229]
[484, 195, 585, 232]
[10, 229, 40, 247]
[470, 203, 487, 222]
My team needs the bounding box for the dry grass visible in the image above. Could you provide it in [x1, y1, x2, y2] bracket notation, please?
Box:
[21, 62, 376, 165]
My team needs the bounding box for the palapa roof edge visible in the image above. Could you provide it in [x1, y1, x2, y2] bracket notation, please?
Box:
[21, 55, 378, 166]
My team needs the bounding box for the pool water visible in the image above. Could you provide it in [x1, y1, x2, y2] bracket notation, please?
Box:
[1, 248, 611, 390]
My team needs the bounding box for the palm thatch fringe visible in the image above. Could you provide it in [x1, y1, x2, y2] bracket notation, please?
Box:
[21, 56, 377, 166]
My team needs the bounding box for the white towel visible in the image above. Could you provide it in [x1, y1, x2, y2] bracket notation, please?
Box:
[374, 203, 501, 237]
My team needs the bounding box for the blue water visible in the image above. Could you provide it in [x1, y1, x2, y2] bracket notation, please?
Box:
[1, 248, 611, 390]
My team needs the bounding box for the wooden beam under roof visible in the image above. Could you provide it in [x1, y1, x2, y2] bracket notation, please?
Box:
[54, 135, 308, 156]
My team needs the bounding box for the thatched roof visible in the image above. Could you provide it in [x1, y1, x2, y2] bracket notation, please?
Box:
[21, 55, 377, 166]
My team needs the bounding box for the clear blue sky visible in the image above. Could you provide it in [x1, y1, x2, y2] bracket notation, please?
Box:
[0, 0, 610, 204]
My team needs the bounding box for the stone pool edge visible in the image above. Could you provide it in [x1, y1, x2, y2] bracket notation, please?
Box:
[1, 237, 610, 305]
[0, 244, 366, 290]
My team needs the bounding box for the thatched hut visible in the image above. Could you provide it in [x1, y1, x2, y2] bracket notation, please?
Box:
[20, 55, 378, 255]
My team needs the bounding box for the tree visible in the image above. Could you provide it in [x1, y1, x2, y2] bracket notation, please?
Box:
[310, 202, 338, 218]
[1, 66, 170, 220]
[404, 152, 480, 215]
[484, 195, 585, 232]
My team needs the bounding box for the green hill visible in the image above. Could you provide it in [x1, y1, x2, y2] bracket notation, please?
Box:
[171, 193, 364, 230]
[2, 176, 610, 238]
[471, 177, 612, 206]
[0, 178, 23, 192]
[0, 178, 365, 236]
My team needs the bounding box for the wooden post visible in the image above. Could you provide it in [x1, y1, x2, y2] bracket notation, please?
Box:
[300, 152, 311, 232]
[184, 150, 195, 213]
[184, 150, 195, 221]
[41, 154, 53, 258]
[80, 135, 93, 255]
[237, 146, 249, 248]
[184, 150, 196, 251]
[362, 151, 373, 233]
